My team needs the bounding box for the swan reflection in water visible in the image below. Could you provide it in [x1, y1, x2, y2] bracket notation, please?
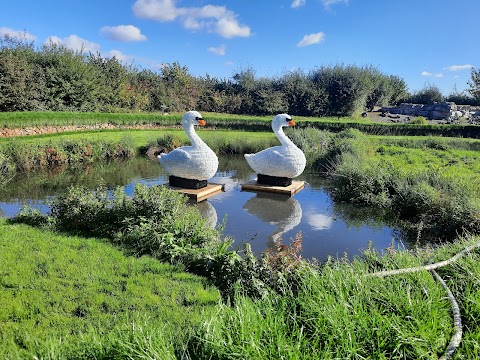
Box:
[243, 193, 302, 249]
[194, 200, 218, 229]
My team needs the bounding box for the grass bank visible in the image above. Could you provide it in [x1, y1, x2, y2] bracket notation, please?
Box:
[0, 218, 220, 359]
[2, 111, 479, 138]
[6, 187, 480, 358]
[289, 128, 480, 241]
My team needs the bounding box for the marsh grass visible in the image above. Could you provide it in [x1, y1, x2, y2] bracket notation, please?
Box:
[142, 130, 278, 157]
[0, 135, 136, 175]
[0, 153, 15, 186]
[288, 128, 480, 240]
[0, 219, 220, 358]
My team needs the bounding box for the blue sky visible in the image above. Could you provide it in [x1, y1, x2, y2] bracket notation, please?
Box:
[1, 0, 478, 95]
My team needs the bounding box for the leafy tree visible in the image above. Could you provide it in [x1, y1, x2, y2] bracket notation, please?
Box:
[0, 35, 43, 111]
[37, 42, 103, 111]
[446, 84, 478, 106]
[310, 65, 375, 116]
[387, 75, 408, 105]
[408, 84, 444, 105]
[467, 67, 480, 103]
[160, 62, 199, 112]
[278, 70, 327, 116]
[0, 36, 413, 115]
[87, 53, 130, 111]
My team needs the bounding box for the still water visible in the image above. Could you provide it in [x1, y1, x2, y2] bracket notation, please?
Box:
[0, 155, 403, 261]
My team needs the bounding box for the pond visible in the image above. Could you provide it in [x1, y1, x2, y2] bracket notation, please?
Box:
[0, 155, 404, 261]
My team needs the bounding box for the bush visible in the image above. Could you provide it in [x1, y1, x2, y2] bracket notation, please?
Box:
[409, 116, 428, 125]
[446, 88, 479, 106]
[1, 35, 409, 115]
[310, 65, 374, 116]
[407, 84, 444, 104]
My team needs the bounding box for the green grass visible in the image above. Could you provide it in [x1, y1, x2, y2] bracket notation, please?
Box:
[0, 219, 220, 359]
[0, 111, 364, 128]
[2, 111, 479, 138]
[191, 236, 480, 359]
[374, 135, 480, 152]
[375, 145, 480, 184]
[0, 128, 276, 148]
[2, 222, 480, 358]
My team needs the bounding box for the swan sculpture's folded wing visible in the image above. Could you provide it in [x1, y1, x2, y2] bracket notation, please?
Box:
[158, 148, 192, 176]
[159, 148, 191, 163]
[245, 147, 302, 178]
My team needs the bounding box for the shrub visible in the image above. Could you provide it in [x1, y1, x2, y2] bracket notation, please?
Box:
[407, 84, 444, 104]
[446, 87, 479, 106]
[409, 116, 428, 125]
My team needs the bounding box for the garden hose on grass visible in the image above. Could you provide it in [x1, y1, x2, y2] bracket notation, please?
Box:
[367, 239, 480, 359]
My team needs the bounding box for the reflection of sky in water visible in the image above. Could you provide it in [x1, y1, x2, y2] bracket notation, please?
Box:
[306, 213, 333, 231]
[0, 156, 401, 262]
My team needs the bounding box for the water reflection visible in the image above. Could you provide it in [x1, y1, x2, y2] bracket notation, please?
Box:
[0, 155, 406, 260]
[243, 193, 302, 249]
[194, 200, 218, 229]
[306, 212, 333, 231]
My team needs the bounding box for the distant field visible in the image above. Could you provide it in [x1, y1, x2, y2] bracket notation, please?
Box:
[1, 111, 479, 138]
[0, 129, 277, 148]
[0, 111, 364, 127]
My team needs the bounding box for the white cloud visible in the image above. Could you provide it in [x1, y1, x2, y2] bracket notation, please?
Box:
[297, 32, 325, 47]
[100, 25, 147, 42]
[421, 71, 444, 78]
[322, 0, 348, 8]
[443, 64, 473, 71]
[208, 44, 226, 56]
[0, 27, 37, 41]
[132, 0, 251, 38]
[44, 35, 101, 53]
[291, 0, 306, 8]
[105, 49, 135, 62]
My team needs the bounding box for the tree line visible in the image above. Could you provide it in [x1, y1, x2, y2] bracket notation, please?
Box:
[1, 36, 478, 115]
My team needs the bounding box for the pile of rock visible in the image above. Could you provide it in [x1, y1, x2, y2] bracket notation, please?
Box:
[380, 102, 480, 124]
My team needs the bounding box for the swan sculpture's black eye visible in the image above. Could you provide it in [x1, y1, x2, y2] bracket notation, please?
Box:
[195, 116, 202, 120]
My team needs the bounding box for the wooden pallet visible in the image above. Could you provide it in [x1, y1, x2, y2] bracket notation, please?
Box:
[168, 183, 224, 202]
[241, 180, 304, 197]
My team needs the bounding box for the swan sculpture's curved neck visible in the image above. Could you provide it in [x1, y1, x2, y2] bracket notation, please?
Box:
[184, 123, 207, 148]
[274, 125, 296, 148]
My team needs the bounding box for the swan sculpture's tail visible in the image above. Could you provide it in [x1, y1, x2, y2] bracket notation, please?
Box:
[244, 153, 257, 172]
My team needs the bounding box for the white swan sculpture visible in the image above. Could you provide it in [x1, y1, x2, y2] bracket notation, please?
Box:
[158, 111, 218, 181]
[244, 114, 306, 180]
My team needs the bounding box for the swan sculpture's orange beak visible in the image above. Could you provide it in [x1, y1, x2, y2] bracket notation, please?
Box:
[197, 119, 206, 126]
[288, 120, 296, 126]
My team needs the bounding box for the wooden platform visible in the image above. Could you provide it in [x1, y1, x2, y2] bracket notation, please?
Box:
[168, 183, 224, 202]
[241, 180, 304, 197]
